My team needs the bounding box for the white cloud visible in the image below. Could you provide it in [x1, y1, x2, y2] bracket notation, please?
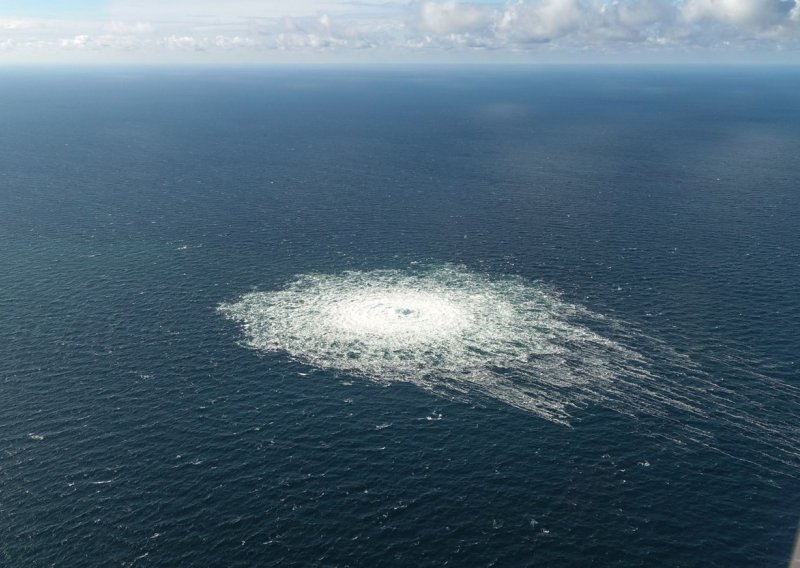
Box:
[107, 0, 398, 22]
[682, 0, 792, 27]
[60, 34, 90, 48]
[1, 18, 45, 30]
[213, 35, 258, 49]
[162, 35, 205, 50]
[0, 0, 798, 63]
[496, 0, 584, 43]
[419, 1, 494, 34]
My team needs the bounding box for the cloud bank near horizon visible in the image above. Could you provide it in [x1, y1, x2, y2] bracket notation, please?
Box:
[1, 0, 799, 63]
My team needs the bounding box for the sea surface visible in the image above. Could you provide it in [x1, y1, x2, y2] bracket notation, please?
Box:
[1, 66, 798, 567]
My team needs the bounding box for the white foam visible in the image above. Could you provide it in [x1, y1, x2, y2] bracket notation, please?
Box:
[218, 265, 651, 424]
[219, 264, 800, 476]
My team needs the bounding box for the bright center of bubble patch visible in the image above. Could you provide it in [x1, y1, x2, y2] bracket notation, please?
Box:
[218, 264, 654, 424]
[326, 290, 469, 340]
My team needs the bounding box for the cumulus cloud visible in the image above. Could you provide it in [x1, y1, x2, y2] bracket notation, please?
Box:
[0, 0, 798, 62]
[60, 34, 90, 48]
[488, 0, 683, 45]
[682, 0, 793, 27]
[496, 0, 585, 42]
[435, 0, 799, 48]
[419, 1, 494, 34]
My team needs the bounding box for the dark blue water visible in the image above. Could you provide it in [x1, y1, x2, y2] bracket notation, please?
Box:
[1, 67, 798, 567]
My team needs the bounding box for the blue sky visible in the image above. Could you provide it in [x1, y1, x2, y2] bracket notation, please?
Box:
[0, 1, 108, 17]
[1, 0, 798, 64]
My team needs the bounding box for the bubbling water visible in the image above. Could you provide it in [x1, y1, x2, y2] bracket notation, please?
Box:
[219, 264, 800, 475]
[324, 290, 469, 341]
[219, 265, 660, 424]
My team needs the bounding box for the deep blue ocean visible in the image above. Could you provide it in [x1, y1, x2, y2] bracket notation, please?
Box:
[1, 67, 798, 567]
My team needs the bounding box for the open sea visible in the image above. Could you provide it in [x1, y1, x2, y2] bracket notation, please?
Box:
[1, 66, 798, 567]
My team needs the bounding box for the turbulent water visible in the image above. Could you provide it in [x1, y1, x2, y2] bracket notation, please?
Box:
[220, 264, 658, 423]
[221, 264, 800, 474]
[2, 68, 799, 567]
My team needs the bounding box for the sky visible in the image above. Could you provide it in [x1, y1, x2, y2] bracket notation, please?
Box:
[0, 0, 798, 64]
